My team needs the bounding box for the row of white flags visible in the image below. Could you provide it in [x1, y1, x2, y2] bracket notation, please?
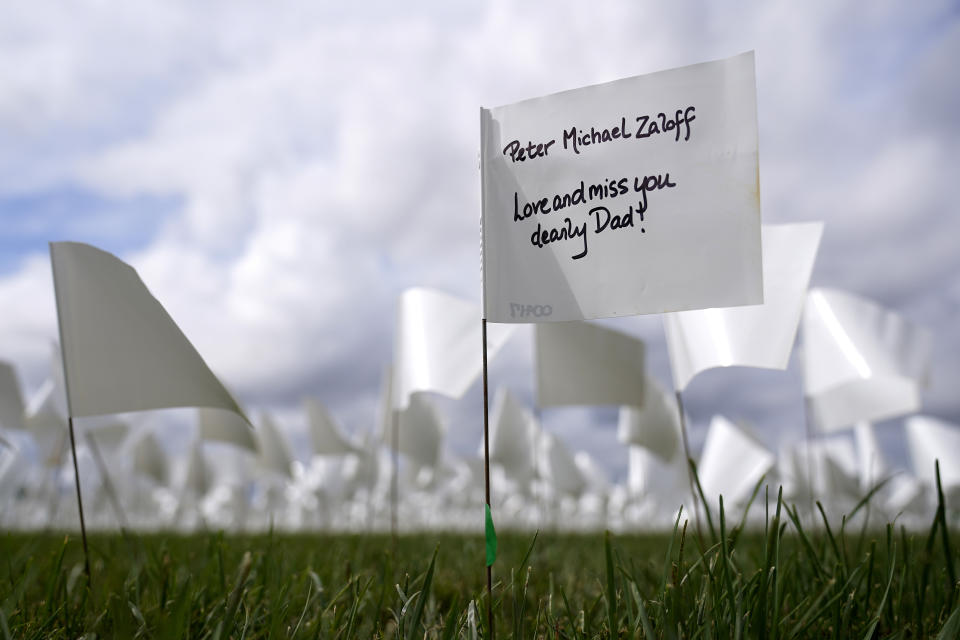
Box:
[0, 252, 946, 498]
[0, 50, 953, 531]
[2, 387, 957, 532]
[0, 234, 941, 476]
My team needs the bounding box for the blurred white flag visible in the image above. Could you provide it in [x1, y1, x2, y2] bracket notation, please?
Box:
[392, 287, 515, 410]
[664, 223, 823, 391]
[534, 321, 645, 408]
[183, 439, 212, 496]
[854, 421, 887, 491]
[537, 430, 586, 497]
[256, 413, 294, 478]
[198, 407, 257, 453]
[905, 415, 960, 491]
[0, 361, 25, 431]
[84, 418, 130, 450]
[698, 415, 775, 509]
[617, 376, 681, 461]
[383, 392, 444, 469]
[487, 387, 540, 483]
[481, 52, 762, 323]
[131, 430, 168, 486]
[50, 242, 246, 421]
[305, 398, 359, 456]
[802, 288, 931, 431]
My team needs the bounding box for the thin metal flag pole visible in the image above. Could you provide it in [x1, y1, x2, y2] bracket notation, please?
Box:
[674, 389, 704, 541]
[481, 318, 495, 640]
[67, 416, 92, 586]
[50, 244, 92, 587]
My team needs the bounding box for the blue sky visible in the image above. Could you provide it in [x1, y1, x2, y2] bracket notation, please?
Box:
[0, 187, 179, 274]
[1, 0, 958, 481]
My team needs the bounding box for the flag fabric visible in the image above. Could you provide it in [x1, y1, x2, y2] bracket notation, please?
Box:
[23, 380, 69, 466]
[84, 418, 130, 450]
[256, 413, 294, 478]
[487, 387, 539, 483]
[183, 438, 212, 497]
[664, 222, 823, 391]
[778, 438, 860, 500]
[697, 415, 775, 508]
[905, 415, 960, 491]
[534, 321, 645, 408]
[382, 392, 444, 469]
[198, 407, 258, 453]
[305, 398, 360, 456]
[802, 288, 931, 431]
[485, 502, 497, 567]
[853, 421, 886, 491]
[0, 361, 25, 431]
[616, 376, 681, 461]
[481, 52, 762, 323]
[392, 287, 515, 410]
[49, 242, 246, 421]
[537, 431, 587, 497]
[627, 445, 688, 504]
[131, 431, 168, 485]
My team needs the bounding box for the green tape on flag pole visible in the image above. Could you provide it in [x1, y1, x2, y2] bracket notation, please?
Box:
[485, 503, 497, 567]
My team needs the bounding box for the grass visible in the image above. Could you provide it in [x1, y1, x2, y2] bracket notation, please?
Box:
[1, 473, 958, 638]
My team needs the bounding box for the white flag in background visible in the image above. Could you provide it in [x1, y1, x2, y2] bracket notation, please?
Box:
[537, 431, 587, 497]
[183, 439, 212, 497]
[534, 321, 645, 408]
[481, 52, 762, 323]
[392, 287, 515, 410]
[802, 288, 931, 431]
[697, 415, 775, 508]
[131, 430, 168, 486]
[383, 391, 444, 469]
[198, 407, 258, 453]
[905, 415, 960, 492]
[488, 387, 540, 483]
[305, 398, 360, 456]
[617, 376, 681, 461]
[256, 413, 294, 478]
[0, 361, 25, 431]
[664, 222, 823, 391]
[50, 242, 246, 421]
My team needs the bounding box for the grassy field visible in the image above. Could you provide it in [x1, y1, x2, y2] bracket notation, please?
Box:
[2, 485, 959, 638]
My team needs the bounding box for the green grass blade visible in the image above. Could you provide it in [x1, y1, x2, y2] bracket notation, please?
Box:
[213, 550, 253, 640]
[936, 604, 960, 640]
[934, 460, 957, 610]
[604, 531, 617, 636]
[404, 545, 437, 640]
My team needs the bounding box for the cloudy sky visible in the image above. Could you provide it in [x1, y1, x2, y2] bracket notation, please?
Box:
[1, 0, 958, 480]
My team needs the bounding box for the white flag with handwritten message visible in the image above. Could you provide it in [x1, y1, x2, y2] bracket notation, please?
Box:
[481, 51, 762, 323]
